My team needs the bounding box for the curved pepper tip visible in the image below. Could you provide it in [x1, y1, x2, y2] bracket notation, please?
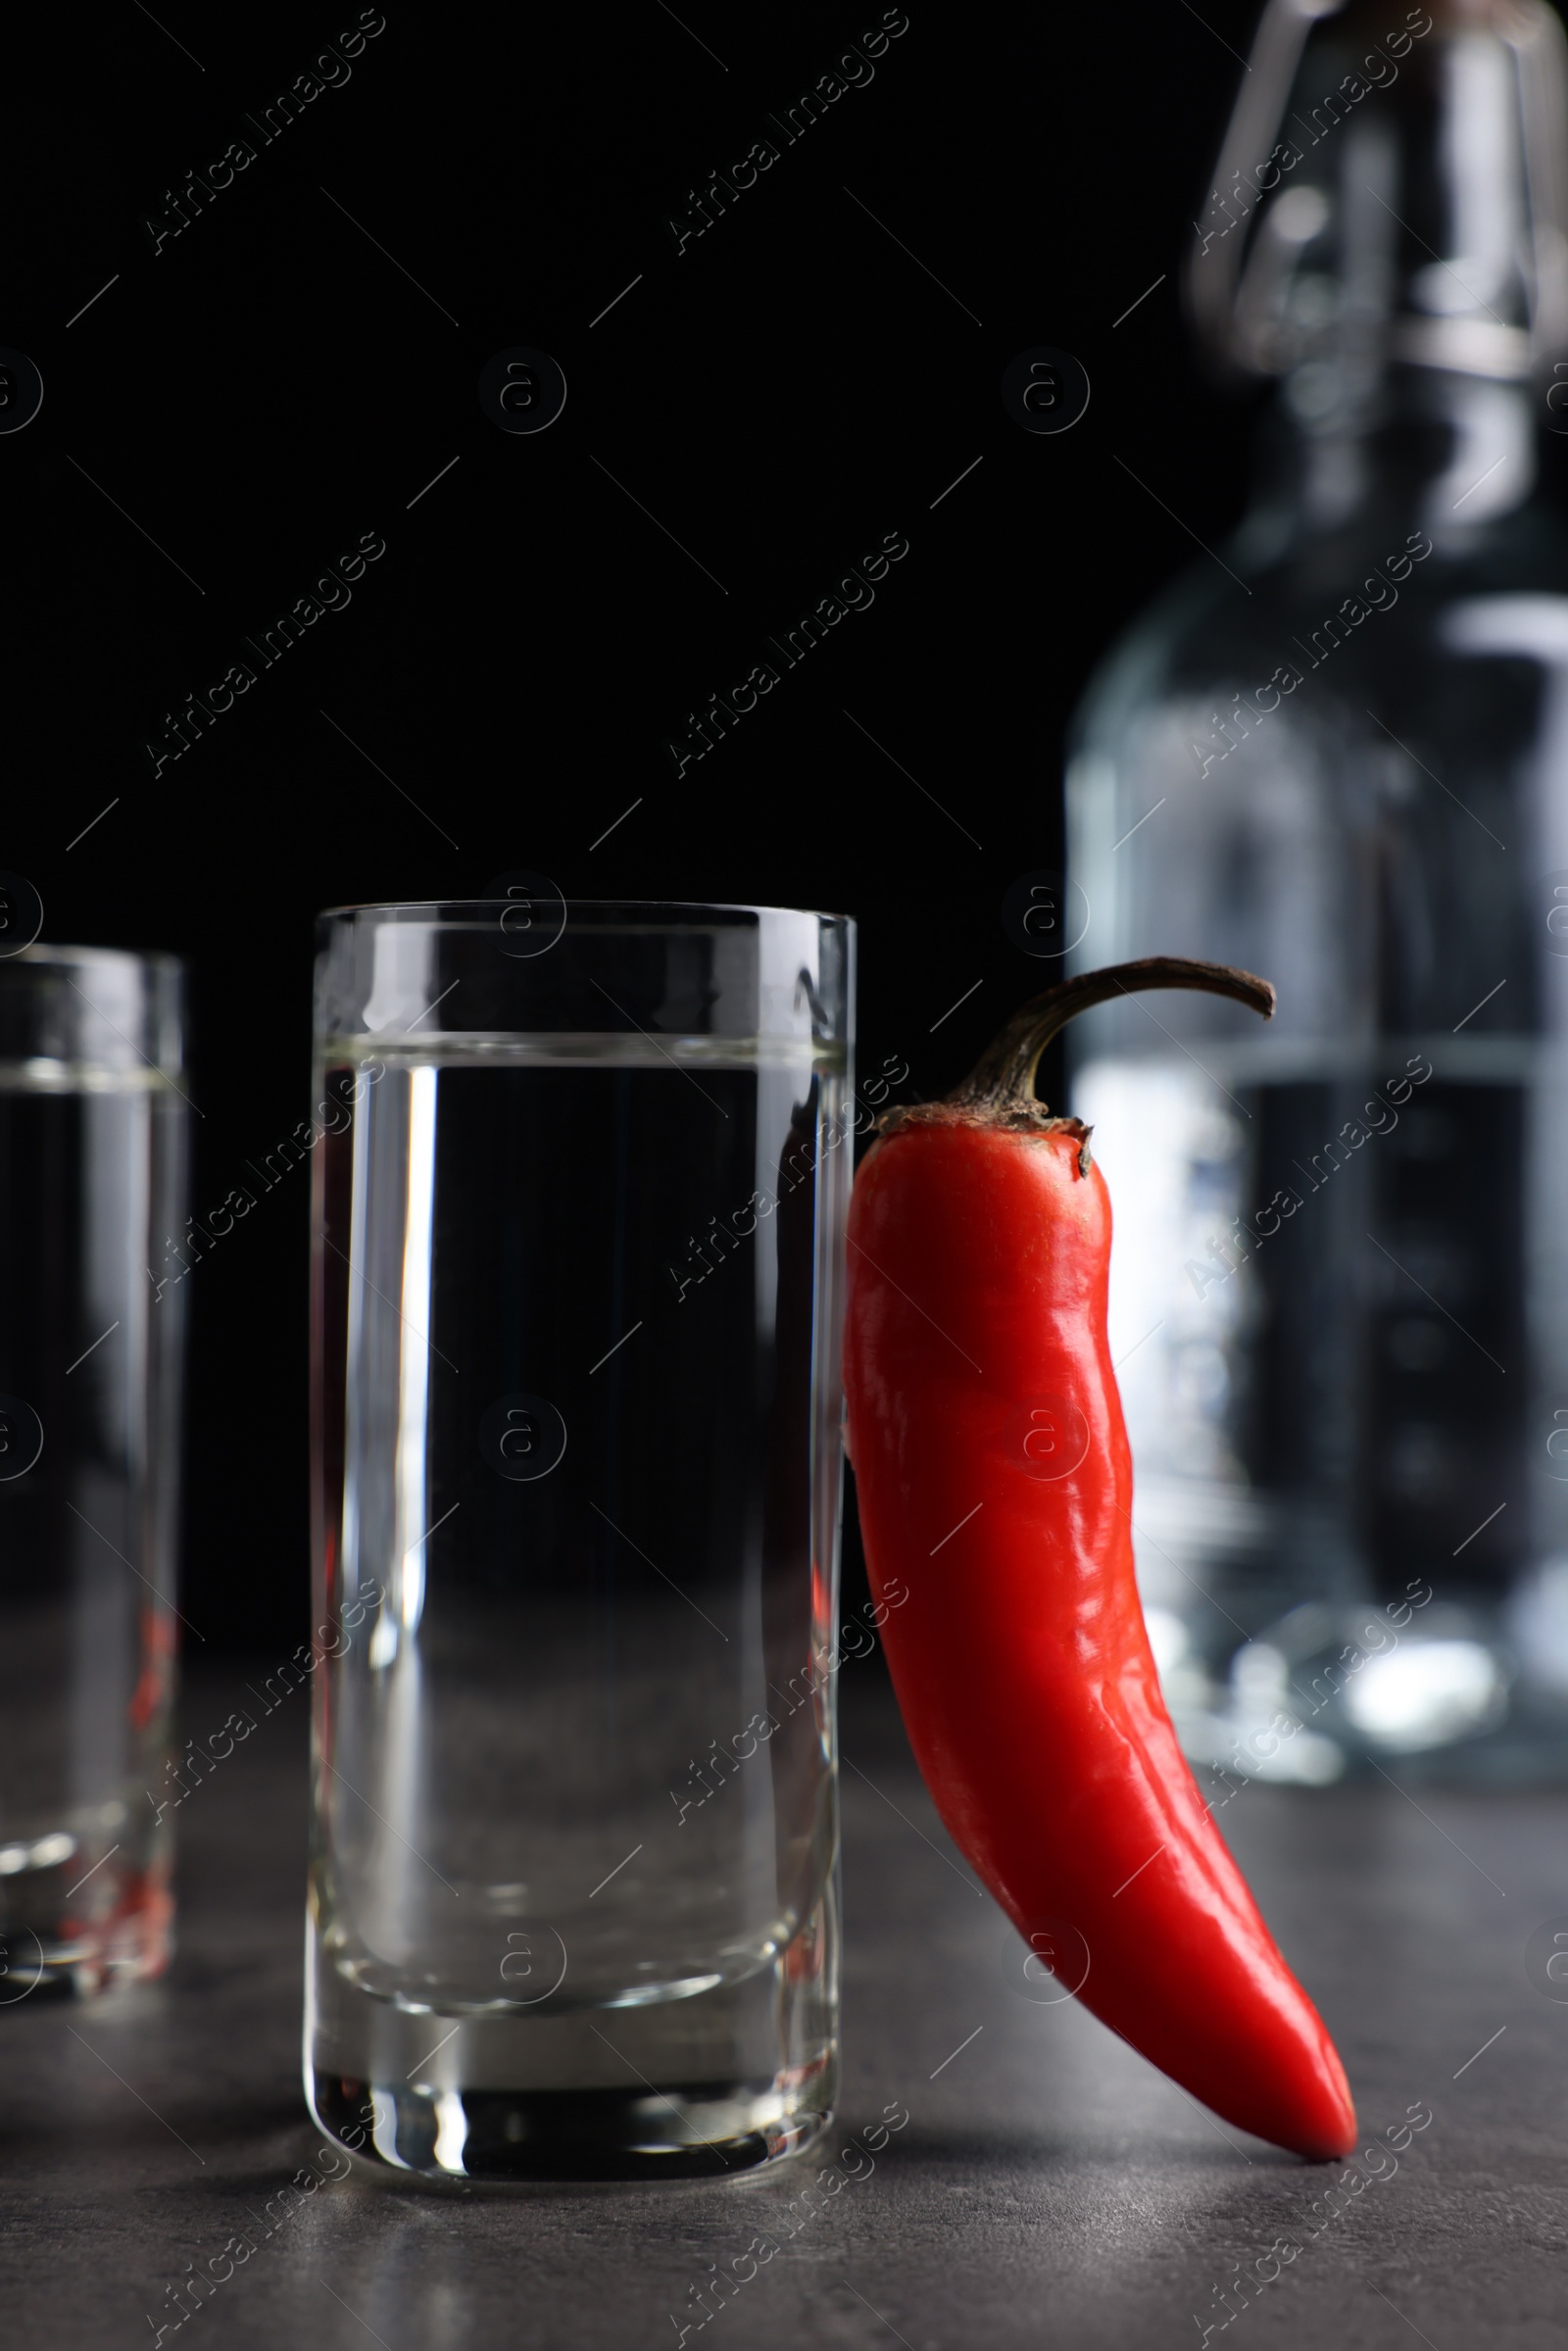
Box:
[1279, 2042, 1357, 2163]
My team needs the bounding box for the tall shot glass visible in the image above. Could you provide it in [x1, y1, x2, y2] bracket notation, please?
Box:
[306, 902, 855, 2180]
[0, 946, 187, 1999]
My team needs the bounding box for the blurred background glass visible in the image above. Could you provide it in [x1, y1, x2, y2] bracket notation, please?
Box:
[0, 945, 187, 1996]
[1067, 0, 1568, 1782]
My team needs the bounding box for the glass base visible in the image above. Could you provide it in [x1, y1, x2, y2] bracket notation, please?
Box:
[309, 2069, 832, 2183]
[0, 1840, 172, 2006]
[304, 1883, 839, 2184]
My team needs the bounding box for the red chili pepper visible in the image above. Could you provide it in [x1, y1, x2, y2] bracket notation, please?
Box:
[843, 957, 1356, 2162]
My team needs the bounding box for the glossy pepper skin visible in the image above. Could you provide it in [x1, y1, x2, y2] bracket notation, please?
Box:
[843, 958, 1356, 2163]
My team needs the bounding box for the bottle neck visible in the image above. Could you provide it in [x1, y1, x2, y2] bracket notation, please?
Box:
[1196, 0, 1567, 551]
[1250, 363, 1537, 547]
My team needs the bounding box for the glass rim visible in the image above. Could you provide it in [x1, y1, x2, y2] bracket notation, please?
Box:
[0, 944, 185, 1078]
[317, 898, 853, 926]
[4, 943, 183, 976]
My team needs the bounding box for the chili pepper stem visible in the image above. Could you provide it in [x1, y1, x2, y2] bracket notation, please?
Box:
[951, 955, 1276, 1113]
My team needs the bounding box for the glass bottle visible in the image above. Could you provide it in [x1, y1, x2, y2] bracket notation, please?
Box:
[1065, 0, 1568, 1782]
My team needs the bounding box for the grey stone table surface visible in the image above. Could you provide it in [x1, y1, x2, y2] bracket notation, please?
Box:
[2, 1658, 1564, 2349]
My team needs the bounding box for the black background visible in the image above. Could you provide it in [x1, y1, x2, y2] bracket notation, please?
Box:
[9, 0, 1544, 1649]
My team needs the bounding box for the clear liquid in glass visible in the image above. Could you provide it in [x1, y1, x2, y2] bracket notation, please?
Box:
[0, 1072, 183, 1999]
[307, 1037, 846, 2178]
